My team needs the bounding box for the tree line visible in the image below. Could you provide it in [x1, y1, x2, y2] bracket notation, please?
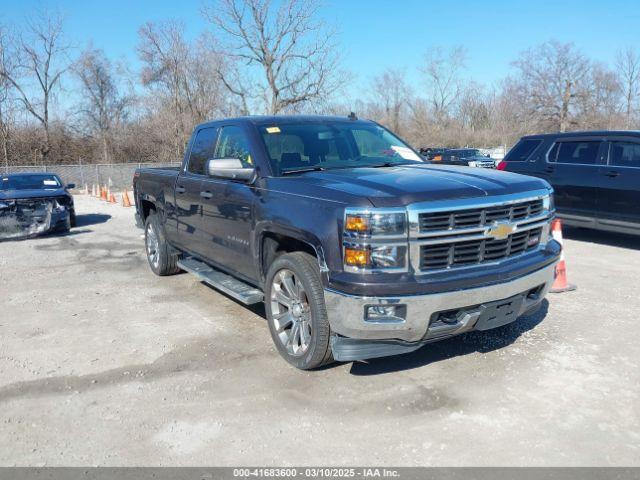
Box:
[1, 0, 639, 167]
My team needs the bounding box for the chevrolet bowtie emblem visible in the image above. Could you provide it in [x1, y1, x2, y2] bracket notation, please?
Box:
[488, 222, 515, 240]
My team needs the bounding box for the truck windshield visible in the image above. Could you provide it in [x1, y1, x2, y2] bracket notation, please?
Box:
[0, 174, 62, 190]
[259, 122, 423, 175]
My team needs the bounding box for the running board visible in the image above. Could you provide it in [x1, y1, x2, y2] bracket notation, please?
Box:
[177, 257, 264, 305]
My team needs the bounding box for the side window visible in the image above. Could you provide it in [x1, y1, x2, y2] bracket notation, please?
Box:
[215, 126, 253, 167]
[506, 139, 543, 162]
[187, 128, 218, 175]
[609, 141, 640, 168]
[551, 141, 601, 165]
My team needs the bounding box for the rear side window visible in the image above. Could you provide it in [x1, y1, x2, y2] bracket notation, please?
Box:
[505, 139, 542, 162]
[188, 127, 218, 175]
[609, 141, 640, 168]
[548, 141, 601, 165]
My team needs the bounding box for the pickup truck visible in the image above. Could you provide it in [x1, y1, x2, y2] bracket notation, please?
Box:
[133, 115, 561, 370]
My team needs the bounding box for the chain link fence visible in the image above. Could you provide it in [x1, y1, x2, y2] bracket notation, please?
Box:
[2, 162, 181, 189]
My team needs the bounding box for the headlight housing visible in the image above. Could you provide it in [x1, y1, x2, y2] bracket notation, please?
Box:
[343, 208, 408, 273]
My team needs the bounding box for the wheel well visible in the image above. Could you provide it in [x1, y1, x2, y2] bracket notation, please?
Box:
[140, 199, 156, 221]
[261, 233, 318, 279]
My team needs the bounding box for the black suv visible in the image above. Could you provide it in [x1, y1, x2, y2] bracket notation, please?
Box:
[499, 131, 640, 236]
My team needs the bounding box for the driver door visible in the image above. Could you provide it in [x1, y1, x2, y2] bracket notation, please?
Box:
[199, 124, 258, 280]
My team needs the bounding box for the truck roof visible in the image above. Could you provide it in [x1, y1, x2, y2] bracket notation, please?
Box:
[521, 130, 640, 139]
[196, 115, 374, 130]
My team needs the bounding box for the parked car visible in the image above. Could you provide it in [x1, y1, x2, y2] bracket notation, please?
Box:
[419, 147, 449, 161]
[0, 173, 76, 240]
[134, 115, 560, 369]
[498, 131, 640, 236]
[437, 148, 496, 168]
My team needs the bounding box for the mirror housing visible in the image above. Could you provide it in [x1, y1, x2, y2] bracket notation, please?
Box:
[66, 183, 76, 189]
[206, 158, 255, 182]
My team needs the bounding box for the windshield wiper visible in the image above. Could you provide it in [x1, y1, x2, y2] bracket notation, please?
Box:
[281, 166, 326, 175]
[366, 160, 420, 168]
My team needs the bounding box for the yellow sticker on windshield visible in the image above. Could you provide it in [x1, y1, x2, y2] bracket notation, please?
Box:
[266, 126, 281, 134]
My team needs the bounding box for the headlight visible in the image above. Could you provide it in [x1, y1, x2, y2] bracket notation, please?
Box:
[344, 245, 407, 270]
[543, 191, 555, 212]
[345, 211, 406, 236]
[343, 208, 408, 272]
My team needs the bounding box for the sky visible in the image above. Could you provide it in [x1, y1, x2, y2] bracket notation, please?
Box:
[1, 0, 640, 96]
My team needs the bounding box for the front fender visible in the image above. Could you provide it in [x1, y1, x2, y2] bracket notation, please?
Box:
[254, 222, 329, 273]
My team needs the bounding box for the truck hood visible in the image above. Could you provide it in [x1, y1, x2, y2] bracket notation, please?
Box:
[280, 164, 549, 208]
[0, 188, 68, 201]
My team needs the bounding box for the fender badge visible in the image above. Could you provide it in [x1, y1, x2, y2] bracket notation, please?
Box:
[487, 222, 515, 240]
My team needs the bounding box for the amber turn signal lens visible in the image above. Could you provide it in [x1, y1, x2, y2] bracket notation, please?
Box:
[344, 247, 370, 267]
[345, 214, 370, 232]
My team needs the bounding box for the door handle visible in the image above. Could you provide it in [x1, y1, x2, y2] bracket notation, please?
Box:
[176, 186, 186, 194]
[604, 171, 619, 178]
[200, 191, 213, 199]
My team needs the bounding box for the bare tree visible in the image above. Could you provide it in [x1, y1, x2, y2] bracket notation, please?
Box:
[137, 21, 230, 159]
[615, 46, 640, 128]
[577, 63, 621, 129]
[457, 82, 491, 133]
[369, 69, 410, 134]
[513, 41, 591, 132]
[0, 11, 70, 162]
[74, 47, 129, 162]
[0, 25, 16, 170]
[419, 46, 467, 121]
[203, 0, 345, 114]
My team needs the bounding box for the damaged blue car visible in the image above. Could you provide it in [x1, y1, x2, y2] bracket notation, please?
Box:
[0, 173, 76, 240]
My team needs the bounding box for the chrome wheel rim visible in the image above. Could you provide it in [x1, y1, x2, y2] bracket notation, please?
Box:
[146, 223, 160, 269]
[270, 268, 312, 356]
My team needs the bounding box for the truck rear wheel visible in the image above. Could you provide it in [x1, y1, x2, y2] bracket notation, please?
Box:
[265, 252, 333, 370]
[144, 212, 180, 276]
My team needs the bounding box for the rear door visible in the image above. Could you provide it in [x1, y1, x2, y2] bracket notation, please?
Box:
[199, 124, 257, 280]
[597, 137, 640, 230]
[543, 137, 607, 220]
[174, 126, 218, 254]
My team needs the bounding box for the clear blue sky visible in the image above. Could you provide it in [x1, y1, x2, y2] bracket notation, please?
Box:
[1, 0, 640, 93]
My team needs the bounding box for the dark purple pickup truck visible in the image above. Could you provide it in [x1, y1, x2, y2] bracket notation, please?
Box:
[133, 115, 560, 369]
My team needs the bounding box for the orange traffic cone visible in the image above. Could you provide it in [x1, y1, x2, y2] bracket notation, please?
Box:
[101, 186, 107, 201]
[108, 190, 117, 203]
[550, 219, 576, 293]
[122, 190, 132, 207]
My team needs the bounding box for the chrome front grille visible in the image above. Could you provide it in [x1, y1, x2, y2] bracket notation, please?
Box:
[408, 190, 553, 273]
[420, 227, 543, 270]
[418, 199, 544, 233]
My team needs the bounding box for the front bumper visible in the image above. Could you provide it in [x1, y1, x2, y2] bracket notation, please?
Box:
[0, 202, 70, 240]
[324, 261, 556, 353]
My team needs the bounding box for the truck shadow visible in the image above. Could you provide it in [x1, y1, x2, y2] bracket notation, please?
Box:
[348, 299, 549, 375]
[74, 213, 111, 227]
[562, 226, 640, 250]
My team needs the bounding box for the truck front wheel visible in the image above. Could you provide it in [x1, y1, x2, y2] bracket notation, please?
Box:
[144, 212, 180, 276]
[265, 252, 333, 370]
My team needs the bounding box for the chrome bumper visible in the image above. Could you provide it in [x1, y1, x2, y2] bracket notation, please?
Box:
[324, 262, 556, 342]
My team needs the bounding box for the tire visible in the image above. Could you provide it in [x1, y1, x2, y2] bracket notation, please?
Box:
[69, 209, 77, 228]
[144, 212, 181, 276]
[265, 252, 333, 370]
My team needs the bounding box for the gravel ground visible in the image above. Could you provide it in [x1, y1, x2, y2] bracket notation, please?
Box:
[0, 195, 638, 466]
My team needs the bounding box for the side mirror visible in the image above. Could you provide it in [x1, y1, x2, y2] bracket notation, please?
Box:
[66, 183, 76, 189]
[206, 158, 255, 182]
